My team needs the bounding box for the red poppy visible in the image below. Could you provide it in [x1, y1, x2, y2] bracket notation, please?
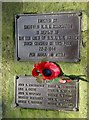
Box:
[32, 62, 62, 80]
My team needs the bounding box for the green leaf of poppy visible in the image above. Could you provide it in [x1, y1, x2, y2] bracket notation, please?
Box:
[48, 80, 54, 83]
[54, 78, 60, 83]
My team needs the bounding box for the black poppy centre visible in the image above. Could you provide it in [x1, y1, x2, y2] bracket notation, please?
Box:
[42, 69, 52, 77]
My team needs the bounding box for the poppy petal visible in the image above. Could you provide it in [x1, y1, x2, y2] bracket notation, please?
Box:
[42, 76, 53, 80]
[44, 62, 61, 77]
[32, 68, 39, 77]
[34, 62, 39, 68]
[35, 62, 47, 72]
[66, 79, 72, 82]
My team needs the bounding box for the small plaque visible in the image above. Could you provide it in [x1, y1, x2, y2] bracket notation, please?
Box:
[15, 12, 82, 62]
[14, 76, 79, 111]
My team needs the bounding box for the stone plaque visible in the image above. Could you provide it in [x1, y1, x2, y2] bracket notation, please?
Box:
[14, 76, 79, 111]
[15, 12, 82, 62]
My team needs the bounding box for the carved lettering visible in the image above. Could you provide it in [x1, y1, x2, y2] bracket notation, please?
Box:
[29, 53, 35, 57]
[17, 13, 80, 61]
[24, 24, 72, 30]
[24, 42, 32, 46]
[37, 53, 47, 57]
[37, 18, 51, 23]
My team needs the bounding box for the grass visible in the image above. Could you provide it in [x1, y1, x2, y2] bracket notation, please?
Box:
[2, 2, 88, 119]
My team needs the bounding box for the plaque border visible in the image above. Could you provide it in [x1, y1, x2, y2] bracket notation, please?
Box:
[14, 75, 79, 111]
[15, 11, 82, 62]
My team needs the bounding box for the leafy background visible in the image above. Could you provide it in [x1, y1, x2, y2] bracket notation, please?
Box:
[2, 2, 88, 118]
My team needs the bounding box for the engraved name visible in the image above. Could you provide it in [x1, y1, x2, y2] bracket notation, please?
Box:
[19, 35, 78, 41]
[24, 24, 72, 29]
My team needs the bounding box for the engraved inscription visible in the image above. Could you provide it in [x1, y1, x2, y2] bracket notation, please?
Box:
[16, 12, 81, 61]
[15, 76, 79, 111]
[24, 24, 73, 29]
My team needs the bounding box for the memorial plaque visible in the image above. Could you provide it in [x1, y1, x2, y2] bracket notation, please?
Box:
[15, 12, 82, 62]
[14, 76, 79, 111]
